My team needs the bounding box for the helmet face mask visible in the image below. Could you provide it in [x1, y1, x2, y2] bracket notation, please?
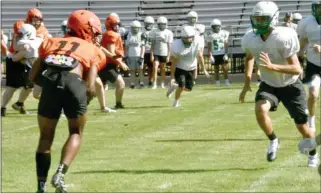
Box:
[250, 15, 273, 34]
[187, 17, 197, 25]
[145, 22, 153, 31]
[158, 23, 166, 31]
[211, 25, 221, 33]
[312, 2, 321, 21]
[181, 25, 195, 47]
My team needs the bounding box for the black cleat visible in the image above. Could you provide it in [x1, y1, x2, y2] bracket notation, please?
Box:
[12, 103, 29, 114]
[115, 102, 125, 109]
[1, 107, 6, 117]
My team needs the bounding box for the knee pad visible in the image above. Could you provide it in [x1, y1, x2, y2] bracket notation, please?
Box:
[294, 114, 308, 125]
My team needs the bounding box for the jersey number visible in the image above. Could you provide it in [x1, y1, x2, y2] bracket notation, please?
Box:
[57, 40, 80, 54]
[212, 39, 224, 51]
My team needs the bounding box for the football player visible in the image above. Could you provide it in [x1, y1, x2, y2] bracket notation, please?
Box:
[292, 12, 303, 24]
[99, 13, 128, 109]
[166, 26, 209, 107]
[125, 20, 145, 88]
[142, 16, 155, 87]
[29, 10, 106, 193]
[239, 1, 318, 167]
[297, 0, 321, 135]
[207, 19, 231, 86]
[25, 8, 51, 39]
[150, 16, 173, 89]
[282, 12, 297, 31]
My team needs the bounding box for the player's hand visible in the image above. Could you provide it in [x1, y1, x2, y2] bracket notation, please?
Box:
[298, 138, 317, 155]
[204, 70, 210, 78]
[259, 52, 273, 71]
[313, 44, 321, 53]
[120, 62, 129, 71]
[239, 85, 252, 103]
[150, 55, 154, 63]
[166, 56, 170, 63]
[209, 55, 215, 64]
[223, 54, 229, 62]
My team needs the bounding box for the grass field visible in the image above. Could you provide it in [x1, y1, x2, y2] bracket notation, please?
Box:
[2, 83, 320, 192]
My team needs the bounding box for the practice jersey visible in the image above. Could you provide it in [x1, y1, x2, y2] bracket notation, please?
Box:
[101, 30, 124, 64]
[297, 15, 321, 66]
[150, 28, 173, 56]
[281, 22, 298, 31]
[142, 29, 153, 53]
[242, 26, 300, 87]
[17, 37, 43, 59]
[171, 39, 201, 71]
[125, 32, 145, 57]
[206, 30, 229, 55]
[39, 37, 106, 71]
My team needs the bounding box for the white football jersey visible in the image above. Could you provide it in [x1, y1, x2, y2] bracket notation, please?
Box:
[142, 29, 153, 53]
[125, 32, 145, 57]
[281, 22, 298, 31]
[206, 30, 229, 55]
[297, 15, 321, 66]
[242, 26, 300, 87]
[150, 28, 173, 56]
[17, 37, 43, 67]
[171, 39, 201, 71]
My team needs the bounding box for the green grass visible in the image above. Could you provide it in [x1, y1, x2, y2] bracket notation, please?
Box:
[2, 83, 320, 192]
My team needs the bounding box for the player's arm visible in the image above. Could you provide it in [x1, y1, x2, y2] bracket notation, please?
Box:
[11, 50, 27, 62]
[86, 63, 98, 95]
[140, 44, 145, 59]
[29, 57, 44, 82]
[170, 55, 178, 80]
[243, 52, 255, 88]
[224, 33, 229, 55]
[197, 49, 208, 76]
[260, 53, 302, 75]
[106, 43, 128, 71]
[298, 38, 308, 56]
[1, 41, 7, 57]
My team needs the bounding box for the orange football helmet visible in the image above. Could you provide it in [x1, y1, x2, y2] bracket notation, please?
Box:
[105, 14, 120, 31]
[25, 8, 43, 23]
[67, 10, 102, 42]
[13, 20, 25, 35]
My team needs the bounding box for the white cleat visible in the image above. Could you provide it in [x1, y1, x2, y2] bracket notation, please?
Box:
[267, 138, 280, 162]
[225, 80, 231, 86]
[161, 82, 165, 89]
[152, 82, 157, 89]
[166, 83, 178, 98]
[101, 107, 117, 113]
[173, 100, 180, 108]
[308, 154, 319, 168]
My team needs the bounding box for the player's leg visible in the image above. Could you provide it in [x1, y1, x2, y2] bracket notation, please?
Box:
[12, 87, 32, 114]
[51, 72, 87, 192]
[97, 67, 116, 113]
[172, 68, 186, 107]
[281, 79, 318, 167]
[152, 56, 160, 89]
[160, 62, 166, 88]
[222, 59, 231, 86]
[213, 55, 221, 86]
[36, 76, 62, 193]
[255, 82, 280, 162]
[303, 61, 321, 132]
[33, 84, 42, 99]
[138, 59, 144, 88]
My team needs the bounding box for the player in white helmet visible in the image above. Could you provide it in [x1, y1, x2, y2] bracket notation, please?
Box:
[186, 11, 206, 83]
[125, 20, 145, 88]
[60, 20, 68, 36]
[281, 12, 298, 31]
[240, 1, 318, 167]
[150, 16, 173, 89]
[292, 12, 303, 24]
[297, 0, 321, 138]
[166, 25, 209, 107]
[207, 18, 231, 86]
[9, 24, 44, 114]
[142, 16, 155, 87]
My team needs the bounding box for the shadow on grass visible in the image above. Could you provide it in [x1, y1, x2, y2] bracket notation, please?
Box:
[72, 167, 268, 174]
[154, 137, 300, 142]
[124, 105, 168, 109]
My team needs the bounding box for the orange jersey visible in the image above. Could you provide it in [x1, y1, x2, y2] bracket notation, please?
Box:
[100, 30, 124, 64]
[39, 37, 105, 71]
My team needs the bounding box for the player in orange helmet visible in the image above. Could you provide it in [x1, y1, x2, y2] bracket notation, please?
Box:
[25, 8, 51, 39]
[98, 13, 128, 109]
[29, 10, 109, 193]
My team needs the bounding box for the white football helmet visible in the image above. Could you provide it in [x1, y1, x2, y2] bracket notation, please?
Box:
[292, 12, 302, 24]
[181, 25, 195, 37]
[18, 24, 36, 40]
[61, 20, 68, 34]
[250, 1, 279, 35]
[130, 20, 141, 34]
[157, 16, 167, 30]
[312, 0, 321, 20]
[211, 19, 221, 33]
[144, 16, 154, 31]
[187, 11, 198, 24]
